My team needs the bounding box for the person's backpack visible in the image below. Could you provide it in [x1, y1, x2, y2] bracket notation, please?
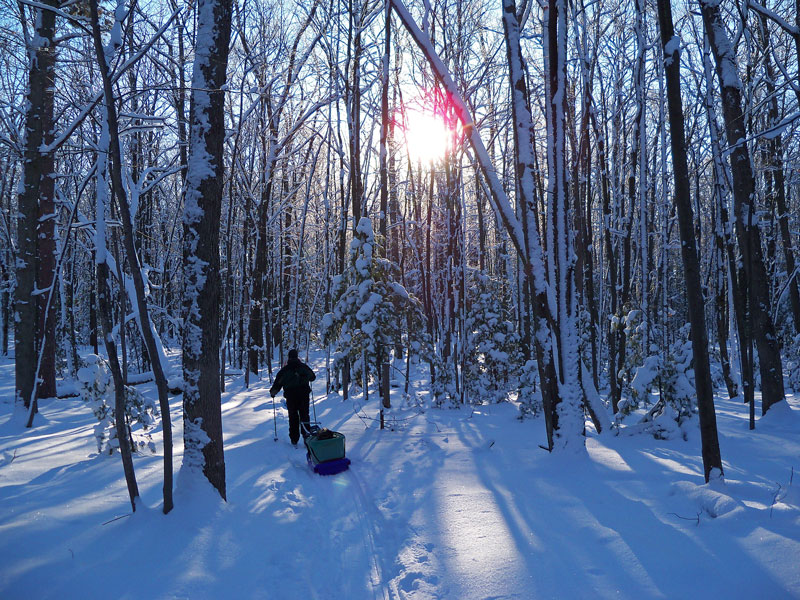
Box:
[282, 367, 307, 392]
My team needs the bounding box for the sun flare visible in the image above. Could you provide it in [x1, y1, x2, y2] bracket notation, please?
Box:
[401, 110, 454, 164]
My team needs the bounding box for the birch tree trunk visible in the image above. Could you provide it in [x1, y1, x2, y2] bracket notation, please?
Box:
[182, 0, 233, 500]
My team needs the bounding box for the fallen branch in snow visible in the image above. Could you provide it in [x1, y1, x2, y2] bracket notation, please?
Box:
[770, 483, 783, 517]
[668, 511, 701, 526]
[1, 449, 18, 467]
[768, 466, 798, 517]
[102, 513, 132, 526]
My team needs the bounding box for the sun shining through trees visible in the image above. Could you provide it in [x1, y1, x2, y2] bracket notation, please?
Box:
[400, 108, 456, 164]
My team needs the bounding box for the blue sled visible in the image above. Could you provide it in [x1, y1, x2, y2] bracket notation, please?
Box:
[308, 455, 351, 475]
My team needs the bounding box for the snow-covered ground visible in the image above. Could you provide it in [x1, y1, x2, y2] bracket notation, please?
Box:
[1, 352, 799, 599]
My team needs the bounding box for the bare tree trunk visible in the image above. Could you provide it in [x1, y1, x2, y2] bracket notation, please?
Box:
[657, 0, 723, 481]
[713, 204, 738, 399]
[501, 0, 561, 446]
[347, 0, 365, 229]
[181, 0, 233, 500]
[89, 0, 174, 512]
[701, 40, 747, 402]
[546, 0, 594, 442]
[0, 158, 10, 357]
[248, 107, 272, 377]
[89, 253, 98, 354]
[701, 0, 785, 415]
[92, 42, 140, 509]
[97, 254, 140, 510]
[36, 138, 57, 401]
[757, 17, 800, 333]
[380, 1, 391, 409]
[16, 0, 57, 412]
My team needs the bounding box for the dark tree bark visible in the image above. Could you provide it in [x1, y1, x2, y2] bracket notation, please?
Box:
[712, 207, 738, 400]
[574, 34, 600, 389]
[36, 135, 57, 401]
[97, 260, 140, 511]
[379, 1, 391, 410]
[181, 0, 233, 500]
[248, 98, 274, 377]
[701, 0, 785, 415]
[245, 4, 320, 376]
[0, 158, 12, 357]
[1, 257, 9, 357]
[16, 0, 57, 412]
[701, 47, 748, 404]
[89, 258, 99, 355]
[657, 0, 724, 481]
[757, 17, 800, 333]
[347, 0, 365, 229]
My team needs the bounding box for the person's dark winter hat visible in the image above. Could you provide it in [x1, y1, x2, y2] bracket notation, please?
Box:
[288, 348, 299, 360]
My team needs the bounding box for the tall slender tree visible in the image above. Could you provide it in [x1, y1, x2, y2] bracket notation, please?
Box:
[89, 0, 175, 512]
[656, 0, 723, 481]
[700, 0, 786, 415]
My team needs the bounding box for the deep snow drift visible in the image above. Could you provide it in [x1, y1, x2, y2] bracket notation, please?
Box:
[1, 352, 799, 599]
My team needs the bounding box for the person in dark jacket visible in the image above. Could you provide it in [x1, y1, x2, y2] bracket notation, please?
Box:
[270, 349, 316, 445]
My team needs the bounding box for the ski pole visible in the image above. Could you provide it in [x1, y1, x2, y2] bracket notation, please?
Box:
[272, 394, 278, 441]
[311, 385, 318, 422]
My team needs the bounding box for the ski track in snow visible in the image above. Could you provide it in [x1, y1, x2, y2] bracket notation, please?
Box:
[1, 353, 799, 599]
[347, 469, 390, 600]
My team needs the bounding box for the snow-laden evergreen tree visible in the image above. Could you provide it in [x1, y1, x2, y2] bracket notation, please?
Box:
[619, 308, 646, 395]
[517, 359, 542, 419]
[77, 355, 157, 455]
[322, 217, 429, 391]
[463, 273, 521, 403]
[622, 324, 696, 439]
[785, 335, 800, 394]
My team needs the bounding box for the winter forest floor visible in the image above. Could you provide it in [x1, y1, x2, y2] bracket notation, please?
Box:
[1, 351, 799, 600]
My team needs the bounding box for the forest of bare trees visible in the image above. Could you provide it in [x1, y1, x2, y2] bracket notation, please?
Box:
[2, 0, 798, 506]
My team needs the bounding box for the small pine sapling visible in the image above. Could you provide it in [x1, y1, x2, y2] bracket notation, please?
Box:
[77, 355, 158, 454]
[517, 359, 542, 419]
[624, 324, 697, 439]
